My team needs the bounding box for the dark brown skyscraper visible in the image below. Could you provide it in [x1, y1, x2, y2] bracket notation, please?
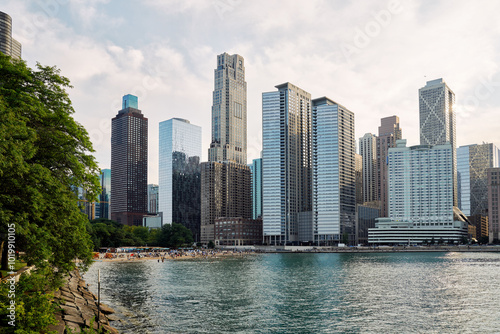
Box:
[377, 116, 402, 217]
[111, 94, 148, 226]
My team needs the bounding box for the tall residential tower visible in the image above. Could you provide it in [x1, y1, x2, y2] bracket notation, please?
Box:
[201, 53, 252, 243]
[0, 11, 21, 59]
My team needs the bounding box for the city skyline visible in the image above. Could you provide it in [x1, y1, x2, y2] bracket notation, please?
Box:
[3, 1, 500, 185]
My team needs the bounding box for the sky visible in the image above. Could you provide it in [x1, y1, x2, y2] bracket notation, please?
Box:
[3, 0, 500, 184]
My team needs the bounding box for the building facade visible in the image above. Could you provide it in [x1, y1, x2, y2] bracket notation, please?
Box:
[355, 154, 363, 205]
[419, 78, 457, 206]
[201, 161, 251, 243]
[250, 157, 263, 219]
[312, 97, 356, 245]
[262, 83, 312, 245]
[110, 94, 148, 226]
[0, 11, 21, 59]
[214, 217, 263, 246]
[98, 169, 111, 219]
[359, 133, 377, 203]
[148, 184, 159, 214]
[208, 53, 247, 164]
[377, 116, 402, 217]
[159, 118, 201, 240]
[488, 168, 500, 242]
[356, 202, 380, 245]
[200, 53, 251, 244]
[457, 143, 500, 216]
[368, 140, 468, 244]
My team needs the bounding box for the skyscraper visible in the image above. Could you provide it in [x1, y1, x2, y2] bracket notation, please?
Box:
[208, 53, 247, 164]
[488, 168, 500, 242]
[419, 78, 457, 205]
[0, 11, 21, 59]
[359, 133, 377, 203]
[377, 116, 402, 217]
[250, 158, 263, 219]
[110, 94, 148, 226]
[457, 143, 500, 216]
[200, 53, 251, 244]
[312, 97, 356, 245]
[262, 83, 312, 245]
[98, 169, 111, 219]
[148, 184, 159, 214]
[159, 118, 201, 241]
[355, 154, 363, 205]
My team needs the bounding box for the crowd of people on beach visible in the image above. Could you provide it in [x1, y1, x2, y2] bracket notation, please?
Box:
[95, 248, 255, 261]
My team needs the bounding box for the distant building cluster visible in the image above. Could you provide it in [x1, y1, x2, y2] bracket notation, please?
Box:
[4, 8, 498, 245]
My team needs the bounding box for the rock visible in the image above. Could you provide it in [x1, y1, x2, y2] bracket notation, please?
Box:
[60, 290, 74, 299]
[63, 314, 85, 326]
[60, 305, 81, 317]
[84, 317, 99, 330]
[101, 324, 119, 334]
[47, 321, 66, 334]
[106, 314, 120, 322]
[65, 321, 81, 333]
[98, 303, 115, 315]
[62, 301, 77, 308]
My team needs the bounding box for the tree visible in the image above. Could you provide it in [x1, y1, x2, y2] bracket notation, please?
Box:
[0, 53, 100, 277]
[207, 240, 215, 249]
[157, 223, 194, 248]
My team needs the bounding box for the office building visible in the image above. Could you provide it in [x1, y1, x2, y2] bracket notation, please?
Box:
[377, 116, 402, 217]
[312, 97, 356, 245]
[98, 169, 111, 219]
[262, 83, 312, 245]
[488, 168, 500, 242]
[201, 53, 252, 244]
[419, 78, 457, 205]
[355, 154, 363, 205]
[0, 11, 21, 59]
[468, 215, 488, 242]
[110, 94, 148, 226]
[368, 140, 468, 244]
[457, 143, 500, 216]
[356, 202, 380, 245]
[360, 133, 377, 203]
[148, 184, 159, 214]
[159, 118, 201, 240]
[250, 157, 263, 219]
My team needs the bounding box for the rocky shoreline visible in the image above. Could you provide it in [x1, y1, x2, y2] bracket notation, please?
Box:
[49, 270, 119, 333]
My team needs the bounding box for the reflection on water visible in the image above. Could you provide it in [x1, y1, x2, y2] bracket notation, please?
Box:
[84, 253, 500, 333]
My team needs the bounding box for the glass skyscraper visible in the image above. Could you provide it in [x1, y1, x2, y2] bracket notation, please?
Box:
[111, 94, 148, 226]
[457, 143, 500, 216]
[250, 158, 263, 219]
[159, 118, 201, 241]
[98, 169, 111, 219]
[312, 97, 356, 245]
[419, 78, 457, 205]
[262, 83, 312, 245]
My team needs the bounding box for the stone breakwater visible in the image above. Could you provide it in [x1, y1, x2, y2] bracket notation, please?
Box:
[48, 270, 119, 334]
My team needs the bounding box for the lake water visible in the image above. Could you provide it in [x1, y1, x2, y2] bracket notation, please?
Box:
[83, 252, 500, 333]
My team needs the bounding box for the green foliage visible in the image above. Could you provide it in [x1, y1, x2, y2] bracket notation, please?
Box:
[207, 240, 215, 249]
[158, 223, 194, 249]
[0, 268, 59, 333]
[0, 53, 100, 277]
[87, 219, 159, 250]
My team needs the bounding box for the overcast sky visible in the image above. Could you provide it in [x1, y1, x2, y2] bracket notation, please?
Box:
[3, 0, 500, 184]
